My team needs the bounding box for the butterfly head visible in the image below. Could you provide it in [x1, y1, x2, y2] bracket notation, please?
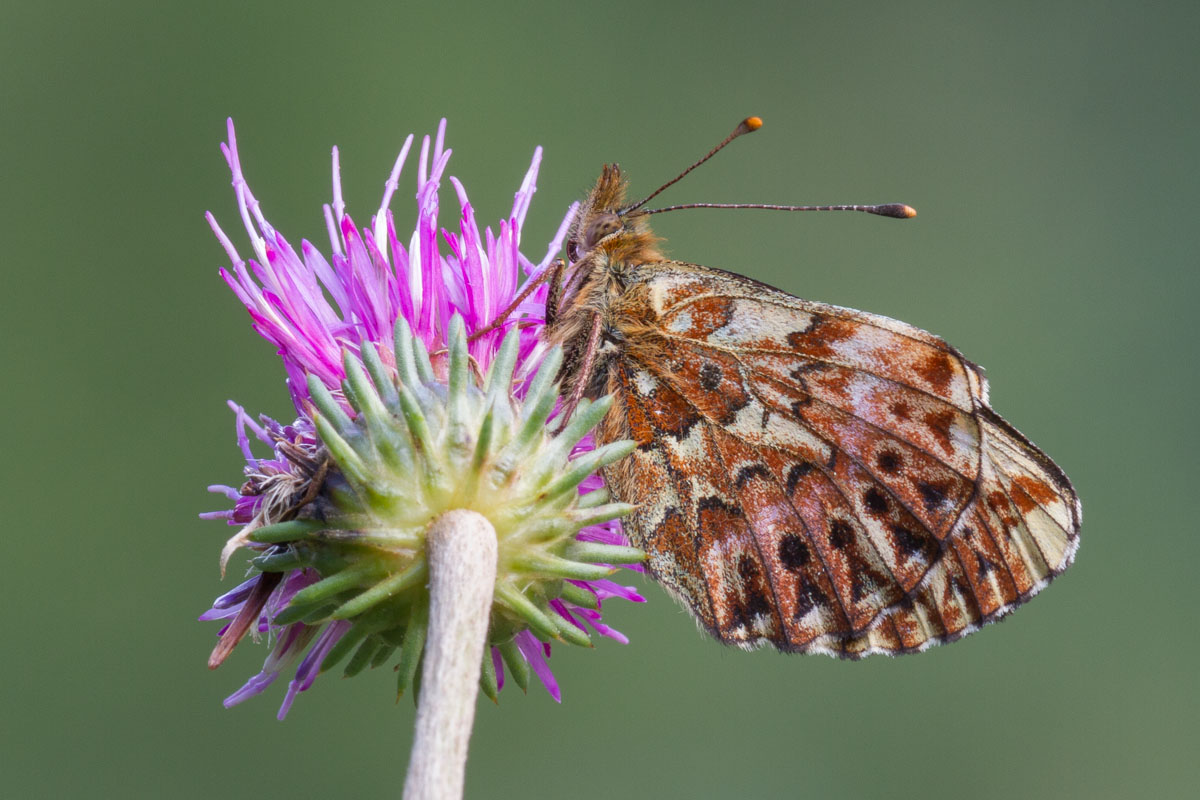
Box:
[565, 164, 663, 268]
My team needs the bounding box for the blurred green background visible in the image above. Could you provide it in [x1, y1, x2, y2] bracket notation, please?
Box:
[3, 1, 1195, 798]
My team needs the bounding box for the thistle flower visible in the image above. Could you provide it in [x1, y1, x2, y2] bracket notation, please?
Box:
[201, 119, 644, 719]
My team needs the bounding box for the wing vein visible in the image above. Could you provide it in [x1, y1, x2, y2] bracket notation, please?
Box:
[618, 367, 723, 631]
[703, 424, 789, 641]
[631, 353, 913, 632]
[744, 366, 976, 485]
[658, 283, 953, 354]
[663, 329, 971, 414]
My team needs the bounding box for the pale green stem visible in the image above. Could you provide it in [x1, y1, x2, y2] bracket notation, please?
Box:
[403, 510, 498, 800]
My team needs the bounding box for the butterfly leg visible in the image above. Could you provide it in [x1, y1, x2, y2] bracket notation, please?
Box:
[467, 259, 565, 342]
[554, 310, 603, 431]
[543, 259, 565, 329]
[292, 457, 328, 509]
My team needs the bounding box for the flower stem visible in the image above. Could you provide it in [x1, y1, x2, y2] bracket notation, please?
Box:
[404, 509, 498, 800]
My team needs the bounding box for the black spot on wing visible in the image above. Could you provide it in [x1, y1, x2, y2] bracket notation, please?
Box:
[734, 463, 772, 489]
[918, 481, 948, 512]
[785, 462, 814, 496]
[784, 314, 825, 347]
[794, 574, 828, 618]
[788, 362, 829, 384]
[863, 487, 889, 515]
[736, 555, 773, 619]
[697, 495, 744, 518]
[974, 549, 997, 578]
[829, 519, 853, 550]
[778, 534, 811, 570]
[891, 523, 937, 559]
[876, 450, 902, 474]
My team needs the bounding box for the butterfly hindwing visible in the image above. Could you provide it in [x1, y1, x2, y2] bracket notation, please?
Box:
[598, 261, 1080, 656]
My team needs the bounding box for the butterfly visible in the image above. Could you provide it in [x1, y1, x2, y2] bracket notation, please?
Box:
[495, 117, 1081, 657]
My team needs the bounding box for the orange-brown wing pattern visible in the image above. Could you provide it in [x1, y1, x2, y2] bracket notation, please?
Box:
[598, 262, 1080, 656]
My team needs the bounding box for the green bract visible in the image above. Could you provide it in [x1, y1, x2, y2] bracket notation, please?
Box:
[244, 315, 639, 698]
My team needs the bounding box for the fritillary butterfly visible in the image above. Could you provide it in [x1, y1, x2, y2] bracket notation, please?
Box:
[515, 118, 1080, 656]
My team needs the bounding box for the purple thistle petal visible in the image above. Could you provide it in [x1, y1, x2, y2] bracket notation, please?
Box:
[204, 119, 645, 713]
[510, 146, 541, 232]
[515, 631, 561, 703]
[206, 485, 243, 502]
[229, 403, 259, 465]
[270, 569, 321, 612]
[200, 576, 259, 622]
[224, 670, 281, 708]
[224, 623, 316, 710]
[198, 606, 238, 623]
[329, 146, 345, 243]
[549, 599, 586, 632]
[575, 521, 629, 547]
[277, 621, 353, 719]
[572, 607, 630, 645]
[585, 579, 647, 605]
[491, 647, 505, 692]
[373, 134, 415, 256]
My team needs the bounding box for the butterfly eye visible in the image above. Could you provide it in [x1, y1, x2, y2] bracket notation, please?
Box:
[566, 238, 580, 261]
[585, 213, 622, 248]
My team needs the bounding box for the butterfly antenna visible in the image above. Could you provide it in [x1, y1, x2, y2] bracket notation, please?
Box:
[622, 116, 763, 213]
[642, 202, 917, 219]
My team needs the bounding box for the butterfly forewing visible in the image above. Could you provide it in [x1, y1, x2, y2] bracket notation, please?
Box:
[591, 262, 1080, 656]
